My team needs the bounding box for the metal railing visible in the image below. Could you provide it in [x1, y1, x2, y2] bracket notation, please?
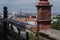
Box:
[0, 6, 33, 40]
[0, 18, 31, 40]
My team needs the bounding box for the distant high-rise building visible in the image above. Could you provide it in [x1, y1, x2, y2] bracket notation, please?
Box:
[20, 9, 23, 15]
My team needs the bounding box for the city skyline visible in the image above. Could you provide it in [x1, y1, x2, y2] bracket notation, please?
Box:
[0, 0, 60, 13]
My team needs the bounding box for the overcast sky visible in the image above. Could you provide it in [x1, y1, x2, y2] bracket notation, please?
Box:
[0, 0, 60, 13]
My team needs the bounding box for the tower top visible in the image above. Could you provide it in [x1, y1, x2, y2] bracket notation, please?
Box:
[40, 0, 48, 1]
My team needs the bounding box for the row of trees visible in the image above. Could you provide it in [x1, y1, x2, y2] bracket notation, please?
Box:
[51, 16, 60, 30]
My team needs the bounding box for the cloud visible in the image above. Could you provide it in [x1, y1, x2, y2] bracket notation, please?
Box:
[0, 0, 5, 4]
[48, 0, 60, 13]
[0, 0, 3, 2]
[51, 0, 60, 1]
[0, 0, 60, 13]
[49, 0, 60, 3]
[5, 0, 35, 5]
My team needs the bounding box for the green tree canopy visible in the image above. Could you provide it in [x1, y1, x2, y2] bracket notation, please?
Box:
[51, 19, 60, 30]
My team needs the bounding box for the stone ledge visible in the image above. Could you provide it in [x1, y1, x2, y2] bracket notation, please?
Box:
[40, 29, 60, 40]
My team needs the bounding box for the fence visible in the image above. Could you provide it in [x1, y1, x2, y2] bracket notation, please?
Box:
[0, 6, 34, 40]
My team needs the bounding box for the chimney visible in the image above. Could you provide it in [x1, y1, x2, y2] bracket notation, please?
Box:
[36, 0, 52, 30]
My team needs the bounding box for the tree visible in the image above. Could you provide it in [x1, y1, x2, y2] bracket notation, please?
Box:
[51, 19, 60, 30]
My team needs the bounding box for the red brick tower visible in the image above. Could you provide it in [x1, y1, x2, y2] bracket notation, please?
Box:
[36, 0, 52, 30]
